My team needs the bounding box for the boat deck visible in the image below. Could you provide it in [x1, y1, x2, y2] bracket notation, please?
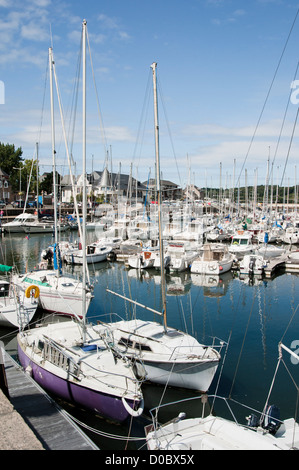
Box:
[2, 351, 99, 450]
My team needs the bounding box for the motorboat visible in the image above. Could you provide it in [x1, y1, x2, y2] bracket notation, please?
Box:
[239, 254, 267, 276]
[127, 245, 161, 269]
[206, 227, 231, 242]
[190, 244, 234, 275]
[22, 216, 69, 234]
[228, 231, 255, 260]
[167, 241, 199, 272]
[2, 213, 37, 234]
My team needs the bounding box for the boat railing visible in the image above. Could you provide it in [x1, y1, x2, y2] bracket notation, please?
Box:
[41, 337, 81, 378]
[168, 336, 226, 361]
[147, 393, 284, 439]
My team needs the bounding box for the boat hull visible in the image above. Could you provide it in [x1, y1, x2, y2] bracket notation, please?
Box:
[17, 341, 139, 423]
[0, 302, 37, 328]
[36, 290, 91, 317]
[136, 357, 219, 391]
[190, 259, 233, 275]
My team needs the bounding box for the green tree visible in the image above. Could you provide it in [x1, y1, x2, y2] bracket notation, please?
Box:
[39, 171, 61, 196]
[0, 142, 23, 192]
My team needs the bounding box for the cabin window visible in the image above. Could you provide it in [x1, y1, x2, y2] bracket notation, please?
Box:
[134, 341, 152, 352]
[118, 337, 134, 348]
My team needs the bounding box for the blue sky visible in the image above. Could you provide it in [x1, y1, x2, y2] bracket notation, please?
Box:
[1, 0, 299, 189]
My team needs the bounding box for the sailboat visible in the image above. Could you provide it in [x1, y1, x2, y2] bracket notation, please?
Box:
[97, 63, 221, 392]
[17, 21, 144, 422]
[145, 343, 299, 450]
[0, 264, 38, 328]
[12, 44, 93, 319]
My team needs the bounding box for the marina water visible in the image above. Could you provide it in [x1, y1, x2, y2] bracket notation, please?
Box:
[1, 231, 299, 450]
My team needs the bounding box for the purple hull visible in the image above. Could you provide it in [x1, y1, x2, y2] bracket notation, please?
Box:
[18, 344, 140, 422]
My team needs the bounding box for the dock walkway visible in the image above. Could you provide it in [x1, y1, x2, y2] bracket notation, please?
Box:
[264, 253, 299, 278]
[1, 350, 99, 450]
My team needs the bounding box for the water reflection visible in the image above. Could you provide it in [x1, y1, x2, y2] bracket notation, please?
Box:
[0, 231, 299, 450]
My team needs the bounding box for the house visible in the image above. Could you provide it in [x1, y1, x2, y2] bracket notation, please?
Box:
[0, 168, 12, 203]
[60, 168, 147, 204]
[143, 178, 182, 201]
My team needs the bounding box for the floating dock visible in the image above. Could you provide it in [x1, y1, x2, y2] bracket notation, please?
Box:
[264, 254, 299, 278]
[1, 350, 99, 450]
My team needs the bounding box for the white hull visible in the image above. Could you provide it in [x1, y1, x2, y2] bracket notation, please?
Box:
[0, 298, 37, 328]
[128, 250, 158, 269]
[12, 270, 93, 318]
[169, 253, 198, 272]
[191, 259, 233, 275]
[64, 245, 112, 265]
[141, 357, 219, 391]
[23, 223, 69, 234]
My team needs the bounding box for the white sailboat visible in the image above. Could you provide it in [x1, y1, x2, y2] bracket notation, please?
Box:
[12, 42, 93, 319]
[100, 63, 221, 392]
[145, 343, 299, 450]
[17, 22, 144, 422]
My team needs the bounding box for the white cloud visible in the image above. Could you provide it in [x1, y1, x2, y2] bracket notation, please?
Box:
[21, 21, 50, 41]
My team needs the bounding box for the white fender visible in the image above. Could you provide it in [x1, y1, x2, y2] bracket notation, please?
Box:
[25, 365, 33, 376]
[122, 396, 144, 417]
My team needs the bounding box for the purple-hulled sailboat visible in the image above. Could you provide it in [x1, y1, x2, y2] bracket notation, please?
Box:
[17, 21, 144, 423]
[17, 319, 144, 422]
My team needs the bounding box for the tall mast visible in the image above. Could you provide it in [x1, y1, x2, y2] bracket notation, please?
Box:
[49, 48, 58, 252]
[82, 19, 87, 337]
[151, 62, 167, 330]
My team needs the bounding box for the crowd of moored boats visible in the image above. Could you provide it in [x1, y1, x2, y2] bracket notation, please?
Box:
[1, 202, 299, 450]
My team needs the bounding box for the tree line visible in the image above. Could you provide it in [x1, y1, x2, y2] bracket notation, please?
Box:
[0, 142, 59, 195]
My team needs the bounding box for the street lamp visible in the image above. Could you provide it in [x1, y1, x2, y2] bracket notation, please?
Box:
[13, 167, 22, 204]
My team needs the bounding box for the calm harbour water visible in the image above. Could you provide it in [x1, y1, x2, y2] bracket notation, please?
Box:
[1, 231, 299, 450]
